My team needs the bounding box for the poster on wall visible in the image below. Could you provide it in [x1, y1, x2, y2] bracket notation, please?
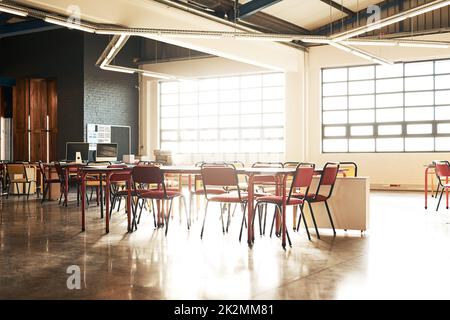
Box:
[87, 124, 111, 150]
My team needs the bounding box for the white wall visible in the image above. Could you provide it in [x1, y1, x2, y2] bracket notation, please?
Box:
[307, 34, 450, 187]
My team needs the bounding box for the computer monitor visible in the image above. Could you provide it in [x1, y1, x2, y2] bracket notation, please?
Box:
[65, 142, 89, 162]
[96, 143, 118, 162]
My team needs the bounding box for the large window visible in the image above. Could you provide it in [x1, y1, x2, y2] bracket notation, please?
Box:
[322, 59, 450, 153]
[159, 73, 285, 162]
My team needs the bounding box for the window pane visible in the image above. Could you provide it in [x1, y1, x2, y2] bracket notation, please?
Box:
[263, 87, 284, 100]
[219, 102, 239, 115]
[161, 94, 178, 106]
[437, 123, 450, 134]
[242, 114, 262, 127]
[241, 74, 262, 88]
[349, 80, 374, 94]
[405, 138, 434, 151]
[324, 126, 346, 137]
[220, 129, 239, 139]
[160, 82, 179, 94]
[349, 66, 374, 80]
[241, 87, 261, 101]
[376, 108, 403, 122]
[219, 90, 239, 103]
[378, 124, 402, 135]
[242, 129, 261, 139]
[200, 130, 217, 140]
[161, 118, 178, 130]
[262, 140, 284, 153]
[199, 78, 218, 91]
[179, 105, 198, 117]
[349, 95, 374, 109]
[263, 73, 284, 86]
[263, 114, 283, 126]
[405, 91, 433, 106]
[376, 78, 403, 93]
[435, 90, 450, 105]
[376, 64, 403, 78]
[219, 77, 239, 90]
[264, 128, 284, 138]
[199, 104, 218, 115]
[199, 91, 218, 103]
[161, 106, 178, 118]
[323, 111, 347, 124]
[180, 130, 197, 140]
[376, 93, 403, 108]
[405, 107, 434, 121]
[435, 75, 450, 90]
[323, 139, 347, 152]
[323, 96, 347, 110]
[436, 106, 450, 120]
[349, 109, 374, 123]
[349, 139, 375, 152]
[241, 101, 261, 114]
[180, 92, 198, 104]
[405, 61, 433, 76]
[351, 126, 373, 136]
[199, 116, 218, 128]
[436, 137, 450, 151]
[405, 76, 433, 91]
[323, 68, 347, 82]
[376, 138, 403, 152]
[263, 100, 284, 113]
[161, 131, 178, 141]
[407, 124, 433, 135]
[323, 82, 347, 96]
[179, 117, 198, 129]
[435, 60, 450, 74]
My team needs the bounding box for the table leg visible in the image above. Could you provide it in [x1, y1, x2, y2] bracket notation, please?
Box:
[99, 175, 104, 218]
[64, 169, 69, 206]
[446, 176, 449, 210]
[281, 175, 287, 249]
[81, 172, 86, 231]
[247, 175, 254, 246]
[425, 167, 429, 209]
[127, 177, 132, 232]
[105, 173, 110, 233]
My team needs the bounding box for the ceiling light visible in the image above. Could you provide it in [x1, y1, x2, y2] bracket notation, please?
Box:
[330, 41, 393, 66]
[343, 40, 397, 46]
[44, 17, 95, 33]
[101, 66, 135, 74]
[0, 4, 28, 17]
[333, 0, 450, 41]
[141, 72, 175, 80]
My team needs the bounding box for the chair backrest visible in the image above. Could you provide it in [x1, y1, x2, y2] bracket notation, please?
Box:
[314, 162, 340, 200]
[287, 163, 315, 202]
[339, 161, 358, 177]
[108, 164, 132, 182]
[434, 161, 450, 185]
[251, 162, 283, 185]
[6, 163, 26, 180]
[201, 163, 243, 200]
[132, 165, 164, 185]
[53, 162, 65, 183]
[38, 161, 48, 182]
[284, 162, 299, 168]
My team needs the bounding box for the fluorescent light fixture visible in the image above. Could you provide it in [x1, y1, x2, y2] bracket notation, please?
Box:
[333, 0, 450, 41]
[343, 40, 397, 47]
[344, 39, 450, 48]
[101, 65, 135, 74]
[330, 41, 393, 66]
[113, 35, 128, 50]
[0, 5, 28, 17]
[298, 37, 331, 44]
[44, 17, 95, 33]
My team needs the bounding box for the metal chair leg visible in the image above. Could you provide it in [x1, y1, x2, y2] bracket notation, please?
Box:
[165, 199, 174, 236]
[437, 187, 445, 211]
[200, 200, 209, 239]
[238, 202, 247, 242]
[299, 204, 311, 241]
[181, 196, 190, 230]
[324, 201, 336, 236]
[307, 201, 320, 239]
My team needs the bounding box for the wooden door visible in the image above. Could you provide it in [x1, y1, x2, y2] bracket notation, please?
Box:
[13, 79, 57, 162]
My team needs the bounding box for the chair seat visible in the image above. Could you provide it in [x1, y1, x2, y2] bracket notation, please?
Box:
[292, 193, 328, 202]
[256, 195, 304, 206]
[208, 192, 248, 203]
[86, 181, 107, 187]
[138, 189, 183, 199]
[9, 179, 29, 183]
[45, 179, 60, 184]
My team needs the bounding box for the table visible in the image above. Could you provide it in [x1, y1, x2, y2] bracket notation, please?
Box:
[80, 166, 133, 233]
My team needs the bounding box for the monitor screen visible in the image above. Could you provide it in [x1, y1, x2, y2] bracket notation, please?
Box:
[66, 142, 89, 161]
[96, 143, 118, 160]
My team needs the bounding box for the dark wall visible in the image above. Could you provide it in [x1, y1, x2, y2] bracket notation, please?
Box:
[83, 34, 140, 154]
[0, 29, 85, 159]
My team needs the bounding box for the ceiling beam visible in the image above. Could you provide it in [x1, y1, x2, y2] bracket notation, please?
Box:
[0, 13, 13, 24]
[0, 19, 61, 38]
[319, 0, 355, 16]
[238, 0, 283, 19]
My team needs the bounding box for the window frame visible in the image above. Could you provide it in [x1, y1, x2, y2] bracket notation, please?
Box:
[321, 58, 450, 153]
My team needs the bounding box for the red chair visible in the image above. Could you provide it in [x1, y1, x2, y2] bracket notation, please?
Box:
[131, 165, 189, 235]
[254, 163, 315, 247]
[296, 162, 340, 239]
[434, 161, 450, 211]
[38, 161, 61, 205]
[200, 163, 248, 240]
[107, 164, 135, 218]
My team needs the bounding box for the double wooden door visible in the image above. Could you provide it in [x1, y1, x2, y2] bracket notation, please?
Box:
[13, 79, 57, 162]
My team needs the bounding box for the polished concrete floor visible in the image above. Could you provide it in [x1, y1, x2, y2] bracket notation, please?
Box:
[1, 190, 450, 299]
